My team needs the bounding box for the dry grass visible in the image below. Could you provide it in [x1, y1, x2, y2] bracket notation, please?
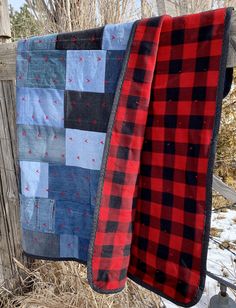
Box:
[0, 259, 164, 308]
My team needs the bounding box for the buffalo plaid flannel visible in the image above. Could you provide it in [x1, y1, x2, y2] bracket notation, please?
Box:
[88, 7, 232, 307]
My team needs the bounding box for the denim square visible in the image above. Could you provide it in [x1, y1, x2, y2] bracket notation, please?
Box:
[78, 237, 90, 261]
[55, 200, 93, 239]
[102, 22, 134, 50]
[90, 169, 100, 207]
[65, 128, 106, 170]
[48, 165, 90, 204]
[17, 124, 65, 163]
[20, 194, 55, 233]
[16, 87, 64, 128]
[105, 50, 125, 93]
[17, 50, 66, 89]
[17, 34, 57, 53]
[60, 234, 79, 258]
[22, 229, 60, 258]
[65, 50, 106, 93]
[20, 161, 49, 198]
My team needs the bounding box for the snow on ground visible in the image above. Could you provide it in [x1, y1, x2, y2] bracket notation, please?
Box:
[162, 208, 236, 308]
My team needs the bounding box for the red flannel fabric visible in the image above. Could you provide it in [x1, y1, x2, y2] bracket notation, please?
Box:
[88, 8, 232, 307]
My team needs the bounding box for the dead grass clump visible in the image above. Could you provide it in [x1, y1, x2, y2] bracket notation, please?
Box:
[0, 259, 163, 308]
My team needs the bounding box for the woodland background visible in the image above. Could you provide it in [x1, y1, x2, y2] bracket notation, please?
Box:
[2, 0, 236, 307]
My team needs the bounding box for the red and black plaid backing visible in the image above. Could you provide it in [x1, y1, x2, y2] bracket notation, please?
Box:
[88, 8, 232, 307]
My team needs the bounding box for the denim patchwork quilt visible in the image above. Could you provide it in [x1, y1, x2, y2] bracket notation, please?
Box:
[16, 8, 232, 307]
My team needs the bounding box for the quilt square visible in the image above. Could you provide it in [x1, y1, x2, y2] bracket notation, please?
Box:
[90, 169, 100, 207]
[16, 87, 64, 127]
[20, 161, 49, 198]
[65, 128, 106, 170]
[20, 194, 55, 233]
[17, 34, 57, 52]
[65, 50, 106, 93]
[78, 237, 90, 261]
[55, 200, 93, 239]
[102, 22, 134, 50]
[105, 50, 125, 93]
[22, 229, 60, 258]
[56, 27, 104, 50]
[48, 164, 90, 204]
[60, 234, 79, 258]
[17, 50, 66, 89]
[64, 90, 114, 132]
[17, 124, 65, 163]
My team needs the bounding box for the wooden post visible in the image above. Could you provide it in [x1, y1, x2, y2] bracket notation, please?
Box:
[0, 0, 26, 290]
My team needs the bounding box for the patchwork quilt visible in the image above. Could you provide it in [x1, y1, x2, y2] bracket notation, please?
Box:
[16, 8, 232, 307]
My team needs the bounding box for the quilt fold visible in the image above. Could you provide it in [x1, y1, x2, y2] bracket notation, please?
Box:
[16, 7, 232, 307]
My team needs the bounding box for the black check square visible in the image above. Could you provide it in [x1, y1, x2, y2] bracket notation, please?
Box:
[113, 171, 126, 184]
[187, 143, 200, 157]
[106, 221, 118, 232]
[183, 225, 195, 240]
[119, 268, 127, 280]
[163, 167, 174, 181]
[141, 188, 152, 201]
[117, 146, 129, 160]
[176, 280, 189, 297]
[195, 57, 210, 72]
[155, 269, 166, 284]
[184, 198, 197, 213]
[189, 115, 204, 129]
[180, 252, 193, 269]
[166, 88, 179, 101]
[185, 171, 198, 185]
[160, 219, 172, 233]
[138, 237, 148, 251]
[164, 115, 177, 128]
[171, 29, 185, 45]
[162, 192, 173, 207]
[198, 25, 213, 41]
[140, 213, 150, 226]
[123, 244, 131, 256]
[133, 68, 146, 83]
[127, 95, 139, 109]
[137, 259, 147, 272]
[121, 121, 135, 134]
[139, 41, 154, 55]
[97, 269, 109, 282]
[169, 59, 182, 74]
[110, 195, 122, 209]
[192, 87, 206, 101]
[164, 141, 175, 154]
[157, 244, 169, 259]
[101, 245, 114, 258]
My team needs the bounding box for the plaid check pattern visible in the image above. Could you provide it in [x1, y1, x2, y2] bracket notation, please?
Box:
[88, 8, 232, 306]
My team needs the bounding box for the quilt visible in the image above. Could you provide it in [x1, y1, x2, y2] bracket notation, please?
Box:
[16, 7, 232, 307]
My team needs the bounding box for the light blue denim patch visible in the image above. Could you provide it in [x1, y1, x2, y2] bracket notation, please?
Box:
[65, 128, 106, 170]
[22, 228, 60, 258]
[16, 87, 64, 128]
[102, 22, 134, 50]
[20, 160, 49, 198]
[17, 124, 65, 163]
[17, 34, 57, 53]
[48, 164, 91, 204]
[105, 50, 125, 93]
[55, 200, 93, 239]
[16, 50, 66, 89]
[60, 234, 79, 258]
[65, 50, 106, 93]
[20, 194, 55, 233]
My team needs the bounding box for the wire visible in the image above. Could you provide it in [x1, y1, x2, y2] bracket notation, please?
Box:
[206, 270, 236, 291]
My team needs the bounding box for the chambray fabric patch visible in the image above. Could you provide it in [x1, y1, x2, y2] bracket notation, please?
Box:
[65, 128, 106, 170]
[22, 229, 60, 258]
[17, 50, 66, 89]
[102, 22, 134, 50]
[55, 200, 92, 238]
[17, 124, 65, 163]
[17, 34, 57, 52]
[20, 161, 49, 198]
[20, 194, 55, 233]
[16, 87, 64, 127]
[65, 50, 106, 93]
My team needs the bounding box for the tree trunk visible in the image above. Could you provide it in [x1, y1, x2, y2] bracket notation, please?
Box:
[156, 0, 166, 15]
